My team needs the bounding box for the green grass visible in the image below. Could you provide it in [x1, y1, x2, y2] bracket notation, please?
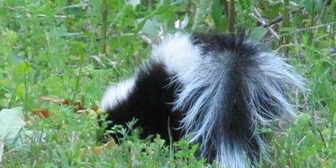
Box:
[0, 0, 335, 167]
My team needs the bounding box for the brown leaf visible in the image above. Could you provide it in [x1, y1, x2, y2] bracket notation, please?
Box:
[40, 96, 69, 105]
[32, 108, 50, 118]
[80, 140, 116, 157]
[40, 96, 100, 114]
[92, 140, 116, 155]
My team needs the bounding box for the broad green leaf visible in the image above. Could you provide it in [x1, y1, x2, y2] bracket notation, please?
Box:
[0, 107, 25, 148]
[126, 0, 140, 8]
[249, 27, 268, 41]
[140, 18, 162, 40]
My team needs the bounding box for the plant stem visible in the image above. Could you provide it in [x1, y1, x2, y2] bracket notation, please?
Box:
[101, 0, 109, 55]
[281, 0, 290, 54]
[227, 0, 235, 33]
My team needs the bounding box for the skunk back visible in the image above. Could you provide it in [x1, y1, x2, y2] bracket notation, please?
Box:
[101, 33, 305, 168]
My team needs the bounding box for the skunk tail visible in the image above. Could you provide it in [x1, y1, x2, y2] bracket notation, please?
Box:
[101, 32, 305, 168]
[153, 33, 305, 167]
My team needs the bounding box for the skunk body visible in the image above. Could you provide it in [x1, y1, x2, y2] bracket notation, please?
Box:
[101, 33, 305, 167]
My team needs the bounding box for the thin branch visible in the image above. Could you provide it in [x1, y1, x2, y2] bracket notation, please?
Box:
[265, 7, 304, 27]
[251, 8, 280, 39]
[294, 21, 336, 32]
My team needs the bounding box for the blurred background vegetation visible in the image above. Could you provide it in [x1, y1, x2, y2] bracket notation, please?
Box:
[0, 0, 335, 167]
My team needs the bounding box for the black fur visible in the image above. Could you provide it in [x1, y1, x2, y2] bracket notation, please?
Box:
[102, 62, 183, 142]
[193, 33, 261, 158]
[100, 33, 304, 167]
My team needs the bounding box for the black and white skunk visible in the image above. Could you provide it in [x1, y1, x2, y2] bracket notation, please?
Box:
[100, 32, 305, 167]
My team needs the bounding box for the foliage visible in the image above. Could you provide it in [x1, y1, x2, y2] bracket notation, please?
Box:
[0, 0, 335, 167]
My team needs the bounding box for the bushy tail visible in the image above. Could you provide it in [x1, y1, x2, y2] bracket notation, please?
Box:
[171, 34, 305, 167]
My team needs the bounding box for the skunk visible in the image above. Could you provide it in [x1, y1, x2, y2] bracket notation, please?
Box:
[100, 32, 305, 167]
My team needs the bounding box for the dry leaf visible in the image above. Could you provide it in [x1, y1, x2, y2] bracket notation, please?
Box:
[40, 96, 85, 111]
[80, 139, 116, 157]
[32, 108, 50, 118]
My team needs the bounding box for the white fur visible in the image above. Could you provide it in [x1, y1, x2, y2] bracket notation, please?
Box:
[170, 44, 304, 167]
[217, 137, 268, 168]
[218, 144, 249, 168]
[246, 52, 306, 125]
[151, 33, 202, 83]
[100, 32, 202, 111]
[100, 78, 136, 111]
[175, 55, 230, 142]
